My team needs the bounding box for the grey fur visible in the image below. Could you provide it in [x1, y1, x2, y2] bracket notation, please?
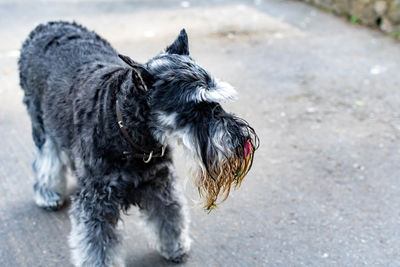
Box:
[19, 21, 257, 266]
[33, 135, 68, 209]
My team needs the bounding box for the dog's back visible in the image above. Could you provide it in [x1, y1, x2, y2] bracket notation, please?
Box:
[18, 21, 121, 149]
[19, 21, 117, 93]
[19, 21, 117, 87]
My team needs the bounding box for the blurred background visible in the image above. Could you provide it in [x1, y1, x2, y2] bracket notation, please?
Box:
[0, 0, 400, 266]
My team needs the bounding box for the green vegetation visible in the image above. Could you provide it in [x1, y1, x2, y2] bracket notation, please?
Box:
[350, 15, 360, 24]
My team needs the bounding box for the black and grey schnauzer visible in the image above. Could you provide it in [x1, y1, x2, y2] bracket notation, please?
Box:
[19, 21, 258, 266]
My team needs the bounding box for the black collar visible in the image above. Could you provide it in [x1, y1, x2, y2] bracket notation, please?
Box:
[115, 100, 165, 162]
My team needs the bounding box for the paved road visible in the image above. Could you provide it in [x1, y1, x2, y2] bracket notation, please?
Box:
[0, 0, 400, 266]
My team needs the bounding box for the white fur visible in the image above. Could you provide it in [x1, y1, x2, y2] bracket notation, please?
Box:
[157, 112, 177, 127]
[156, 112, 205, 158]
[193, 80, 238, 103]
[33, 136, 67, 207]
[155, 112, 196, 155]
[153, 112, 178, 145]
[155, 111, 230, 171]
[69, 210, 125, 267]
[211, 125, 233, 160]
[153, 117, 202, 193]
[69, 214, 91, 267]
[154, 111, 233, 197]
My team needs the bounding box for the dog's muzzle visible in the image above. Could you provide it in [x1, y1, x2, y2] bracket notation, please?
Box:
[195, 127, 259, 211]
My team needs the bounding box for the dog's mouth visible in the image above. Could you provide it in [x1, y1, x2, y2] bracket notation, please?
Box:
[195, 136, 258, 211]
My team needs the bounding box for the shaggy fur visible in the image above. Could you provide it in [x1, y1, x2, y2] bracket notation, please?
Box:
[19, 21, 258, 267]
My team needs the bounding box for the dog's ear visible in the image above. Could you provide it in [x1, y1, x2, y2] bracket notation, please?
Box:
[118, 54, 154, 90]
[165, 29, 189, 56]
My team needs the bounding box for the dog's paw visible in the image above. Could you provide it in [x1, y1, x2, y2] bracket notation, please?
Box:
[34, 183, 65, 210]
[169, 253, 188, 264]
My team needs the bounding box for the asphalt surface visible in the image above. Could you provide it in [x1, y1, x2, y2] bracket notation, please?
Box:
[0, 0, 400, 266]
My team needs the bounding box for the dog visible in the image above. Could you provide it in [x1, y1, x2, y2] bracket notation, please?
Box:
[18, 21, 258, 266]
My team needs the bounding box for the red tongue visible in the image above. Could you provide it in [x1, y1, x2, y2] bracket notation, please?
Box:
[244, 140, 252, 157]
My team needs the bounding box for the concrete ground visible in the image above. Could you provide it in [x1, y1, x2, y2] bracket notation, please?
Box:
[1, 0, 400, 266]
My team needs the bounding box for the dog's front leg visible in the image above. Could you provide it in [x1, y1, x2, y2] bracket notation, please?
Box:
[68, 183, 124, 267]
[139, 163, 191, 263]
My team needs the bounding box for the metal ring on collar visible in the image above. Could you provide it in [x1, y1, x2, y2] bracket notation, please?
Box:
[143, 151, 153, 163]
[160, 145, 166, 157]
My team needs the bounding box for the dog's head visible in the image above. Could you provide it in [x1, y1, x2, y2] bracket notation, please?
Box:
[119, 29, 259, 210]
